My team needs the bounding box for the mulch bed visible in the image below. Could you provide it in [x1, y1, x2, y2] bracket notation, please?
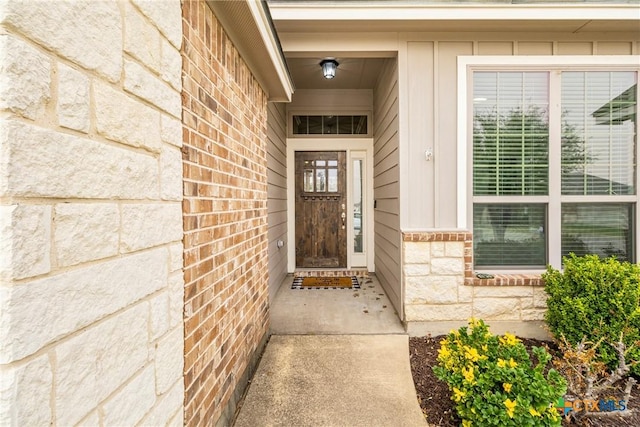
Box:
[409, 335, 639, 427]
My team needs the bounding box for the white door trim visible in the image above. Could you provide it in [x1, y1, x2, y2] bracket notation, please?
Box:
[287, 138, 375, 272]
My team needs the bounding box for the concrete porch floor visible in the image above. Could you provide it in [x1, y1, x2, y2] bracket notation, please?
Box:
[270, 274, 405, 335]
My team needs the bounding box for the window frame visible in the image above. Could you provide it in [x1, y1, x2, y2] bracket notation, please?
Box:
[457, 56, 640, 270]
[288, 110, 372, 138]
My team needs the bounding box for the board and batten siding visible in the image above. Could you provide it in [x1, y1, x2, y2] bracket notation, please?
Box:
[267, 102, 288, 301]
[402, 38, 639, 231]
[373, 57, 402, 316]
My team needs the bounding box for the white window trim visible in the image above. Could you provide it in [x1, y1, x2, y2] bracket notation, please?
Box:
[456, 55, 640, 268]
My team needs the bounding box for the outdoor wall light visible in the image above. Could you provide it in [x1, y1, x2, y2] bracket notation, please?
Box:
[320, 59, 339, 79]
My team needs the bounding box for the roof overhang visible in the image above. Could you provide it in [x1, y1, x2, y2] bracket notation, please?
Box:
[207, 0, 294, 102]
[268, 2, 640, 34]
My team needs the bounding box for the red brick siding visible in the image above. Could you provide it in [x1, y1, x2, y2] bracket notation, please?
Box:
[402, 231, 544, 287]
[182, 2, 270, 425]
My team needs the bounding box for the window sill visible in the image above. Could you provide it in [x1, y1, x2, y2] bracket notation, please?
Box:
[464, 273, 544, 287]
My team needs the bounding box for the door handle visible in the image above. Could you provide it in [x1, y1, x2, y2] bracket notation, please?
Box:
[341, 212, 346, 225]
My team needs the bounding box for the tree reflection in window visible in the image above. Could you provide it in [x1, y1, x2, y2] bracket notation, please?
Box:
[303, 159, 339, 193]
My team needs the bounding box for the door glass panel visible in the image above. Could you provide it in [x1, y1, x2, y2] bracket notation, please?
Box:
[328, 169, 338, 192]
[353, 159, 364, 253]
[328, 160, 338, 167]
[304, 170, 314, 192]
[316, 169, 326, 192]
[316, 160, 326, 167]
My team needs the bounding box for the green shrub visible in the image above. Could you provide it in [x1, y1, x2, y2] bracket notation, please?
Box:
[543, 253, 640, 376]
[433, 319, 566, 426]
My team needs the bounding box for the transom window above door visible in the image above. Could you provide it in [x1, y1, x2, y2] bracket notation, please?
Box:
[293, 115, 368, 135]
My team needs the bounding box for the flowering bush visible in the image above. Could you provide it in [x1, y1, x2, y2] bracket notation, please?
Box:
[433, 319, 566, 426]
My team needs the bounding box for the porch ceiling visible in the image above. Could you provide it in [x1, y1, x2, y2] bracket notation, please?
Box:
[285, 57, 386, 90]
[269, 2, 640, 90]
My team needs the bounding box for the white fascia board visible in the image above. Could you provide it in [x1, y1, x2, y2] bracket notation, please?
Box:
[269, 4, 639, 22]
[247, 1, 295, 101]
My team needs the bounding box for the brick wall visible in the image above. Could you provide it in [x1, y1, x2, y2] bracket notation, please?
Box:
[0, 1, 184, 425]
[403, 232, 548, 335]
[181, 2, 270, 425]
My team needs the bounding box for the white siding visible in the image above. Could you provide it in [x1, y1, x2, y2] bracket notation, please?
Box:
[267, 102, 288, 301]
[373, 58, 402, 315]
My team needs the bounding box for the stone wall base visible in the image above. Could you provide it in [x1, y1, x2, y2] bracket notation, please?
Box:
[406, 320, 551, 340]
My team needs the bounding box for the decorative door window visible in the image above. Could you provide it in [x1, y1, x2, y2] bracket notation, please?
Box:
[303, 159, 339, 193]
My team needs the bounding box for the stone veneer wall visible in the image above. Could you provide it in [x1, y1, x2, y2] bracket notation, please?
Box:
[1, 1, 184, 426]
[181, 2, 270, 426]
[403, 232, 548, 334]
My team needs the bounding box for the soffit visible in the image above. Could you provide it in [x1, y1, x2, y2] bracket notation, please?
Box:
[206, 1, 294, 102]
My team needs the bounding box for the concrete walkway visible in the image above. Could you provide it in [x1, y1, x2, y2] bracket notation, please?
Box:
[270, 275, 405, 335]
[233, 335, 427, 427]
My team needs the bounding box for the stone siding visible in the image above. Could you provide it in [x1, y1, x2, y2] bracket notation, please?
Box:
[181, 2, 270, 426]
[0, 1, 184, 425]
[403, 232, 547, 327]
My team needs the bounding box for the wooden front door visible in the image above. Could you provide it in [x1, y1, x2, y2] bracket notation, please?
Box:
[295, 151, 347, 268]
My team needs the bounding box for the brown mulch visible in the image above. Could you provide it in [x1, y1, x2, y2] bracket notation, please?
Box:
[409, 335, 639, 427]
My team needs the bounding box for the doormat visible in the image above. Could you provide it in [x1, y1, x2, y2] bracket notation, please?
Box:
[292, 276, 360, 290]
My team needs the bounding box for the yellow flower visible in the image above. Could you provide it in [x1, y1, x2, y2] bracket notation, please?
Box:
[482, 344, 488, 352]
[529, 407, 542, 417]
[464, 346, 485, 362]
[438, 345, 451, 360]
[499, 332, 521, 346]
[502, 382, 512, 393]
[547, 407, 560, 421]
[462, 420, 472, 427]
[462, 366, 475, 384]
[453, 387, 466, 402]
[499, 358, 518, 368]
[504, 398, 517, 418]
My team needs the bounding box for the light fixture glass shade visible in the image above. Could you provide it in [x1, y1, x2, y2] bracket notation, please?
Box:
[320, 59, 339, 79]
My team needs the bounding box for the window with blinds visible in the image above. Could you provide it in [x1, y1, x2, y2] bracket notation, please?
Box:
[472, 70, 637, 268]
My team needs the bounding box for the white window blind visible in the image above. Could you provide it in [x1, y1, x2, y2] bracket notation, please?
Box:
[472, 70, 637, 268]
